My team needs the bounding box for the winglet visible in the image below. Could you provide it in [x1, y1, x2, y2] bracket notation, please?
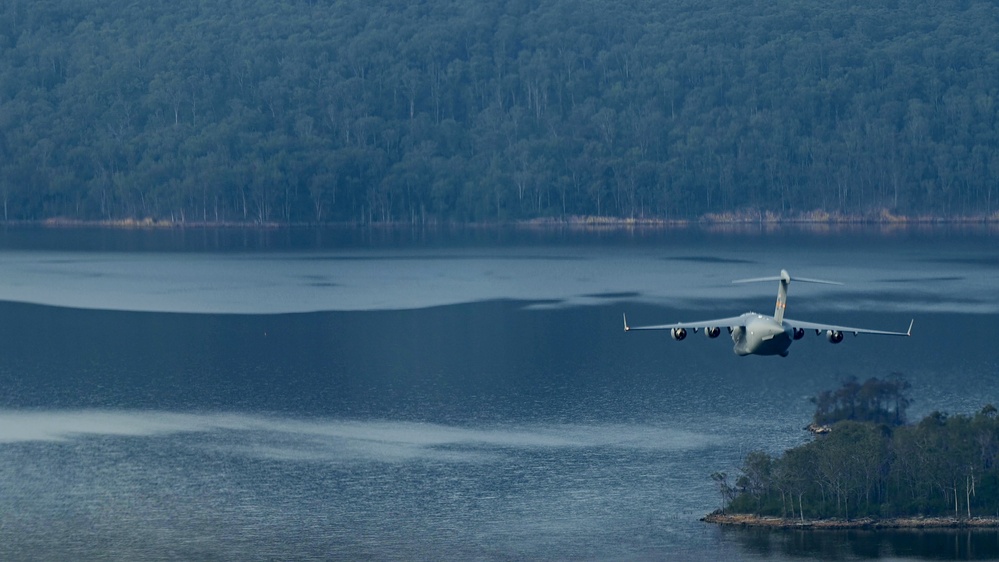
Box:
[906, 319, 914, 337]
[623, 313, 630, 332]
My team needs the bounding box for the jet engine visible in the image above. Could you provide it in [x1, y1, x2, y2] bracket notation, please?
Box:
[704, 326, 721, 339]
[671, 327, 687, 341]
[826, 330, 844, 344]
[792, 327, 805, 340]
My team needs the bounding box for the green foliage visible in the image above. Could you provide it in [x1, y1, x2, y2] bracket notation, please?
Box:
[3, 0, 999, 222]
[724, 400, 999, 520]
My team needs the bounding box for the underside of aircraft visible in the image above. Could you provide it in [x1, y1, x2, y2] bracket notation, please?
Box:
[623, 269, 913, 357]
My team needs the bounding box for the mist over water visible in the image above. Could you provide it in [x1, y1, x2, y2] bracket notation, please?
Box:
[0, 226, 995, 315]
[0, 226, 996, 560]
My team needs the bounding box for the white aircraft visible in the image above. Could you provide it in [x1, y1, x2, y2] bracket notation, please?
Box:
[622, 269, 913, 357]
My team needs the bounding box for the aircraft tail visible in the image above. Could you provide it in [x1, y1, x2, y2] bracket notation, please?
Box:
[732, 269, 841, 323]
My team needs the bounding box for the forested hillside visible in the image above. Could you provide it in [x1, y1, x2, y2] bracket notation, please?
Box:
[2, 0, 999, 223]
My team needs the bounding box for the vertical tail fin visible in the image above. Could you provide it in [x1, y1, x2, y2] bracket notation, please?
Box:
[775, 270, 790, 323]
[732, 269, 842, 323]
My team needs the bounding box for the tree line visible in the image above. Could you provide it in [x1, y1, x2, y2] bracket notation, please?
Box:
[719, 377, 999, 520]
[3, 0, 999, 224]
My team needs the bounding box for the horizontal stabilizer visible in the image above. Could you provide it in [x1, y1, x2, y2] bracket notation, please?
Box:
[731, 275, 782, 284]
[733, 275, 842, 286]
[792, 277, 843, 286]
[733, 269, 841, 323]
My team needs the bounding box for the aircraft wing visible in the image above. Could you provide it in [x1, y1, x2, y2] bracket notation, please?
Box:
[784, 318, 914, 337]
[622, 314, 748, 332]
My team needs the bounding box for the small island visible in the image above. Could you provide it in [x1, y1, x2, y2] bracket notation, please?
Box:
[706, 376, 999, 529]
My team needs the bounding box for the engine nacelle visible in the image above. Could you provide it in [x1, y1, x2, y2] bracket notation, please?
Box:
[792, 327, 805, 340]
[704, 326, 721, 339]
[671, 327, 687, 341]
[826, 330, 844, 344]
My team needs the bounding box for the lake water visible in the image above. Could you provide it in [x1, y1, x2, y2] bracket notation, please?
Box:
[0, 225, 996, 561]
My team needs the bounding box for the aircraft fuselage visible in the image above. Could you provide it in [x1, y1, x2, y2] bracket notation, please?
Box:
[731, 313, 793, 357]
[621, 269, 913, 358]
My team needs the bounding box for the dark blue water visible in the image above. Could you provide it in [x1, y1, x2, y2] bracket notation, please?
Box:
[0, 226, 996, 561]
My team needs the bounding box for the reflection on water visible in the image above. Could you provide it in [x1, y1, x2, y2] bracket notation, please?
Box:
[0, 227, 996, 560]
[0, 225, 995, 314]
[0, 410, 724, 458]
[725, 527, 999, 561]
[0, 414, 735, 561]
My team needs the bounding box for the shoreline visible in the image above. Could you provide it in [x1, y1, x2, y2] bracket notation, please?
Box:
[703, 512, 999, 530]
[13, 211, 999, 230]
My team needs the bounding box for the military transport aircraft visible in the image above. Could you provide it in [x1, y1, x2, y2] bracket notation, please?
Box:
[622, 269, 913, 357]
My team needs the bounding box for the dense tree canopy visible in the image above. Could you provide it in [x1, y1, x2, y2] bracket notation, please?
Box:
[722, 378, 999, 520]
[3, 0, 999, 223]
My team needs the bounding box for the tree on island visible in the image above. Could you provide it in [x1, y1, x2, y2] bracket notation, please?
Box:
[721, 376, 999, 521]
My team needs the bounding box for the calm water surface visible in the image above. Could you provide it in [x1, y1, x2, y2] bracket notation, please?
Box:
[0, 225, 996, 561]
